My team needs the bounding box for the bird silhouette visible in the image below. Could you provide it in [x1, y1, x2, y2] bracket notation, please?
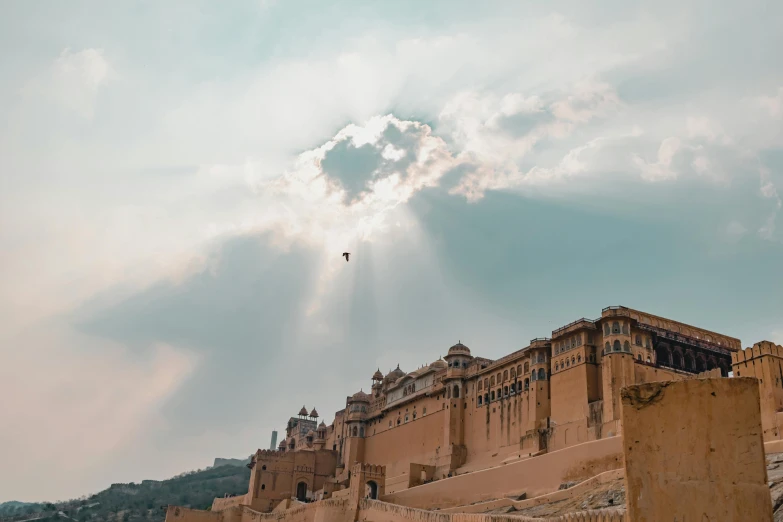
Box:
[342, 252, 350, 262]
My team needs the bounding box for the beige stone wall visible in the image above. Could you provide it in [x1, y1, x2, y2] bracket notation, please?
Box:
[381, 436, 623, 510]
[363, 408, 446, 480]
[733, 341, 783, 441]
[213, 495, 249, 511]
[357, 499, 625, 522]
[621, 377, 772, 522]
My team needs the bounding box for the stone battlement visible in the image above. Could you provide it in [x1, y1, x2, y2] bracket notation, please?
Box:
[351, 463, 385, 478]
[732, 341, 783, 364]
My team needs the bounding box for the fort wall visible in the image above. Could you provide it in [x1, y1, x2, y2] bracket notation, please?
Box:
[621, 377, 772, 522]
[356, 499, 625, 522]
[381, 436, 623, 510]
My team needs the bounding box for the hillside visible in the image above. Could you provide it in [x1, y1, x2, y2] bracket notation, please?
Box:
[0, 465, 250, 522]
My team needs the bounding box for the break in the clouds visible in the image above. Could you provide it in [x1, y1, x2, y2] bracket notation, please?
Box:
[1, 0, 783, 503]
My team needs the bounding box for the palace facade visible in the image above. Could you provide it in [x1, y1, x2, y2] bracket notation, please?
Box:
[221, 305, 756, 512]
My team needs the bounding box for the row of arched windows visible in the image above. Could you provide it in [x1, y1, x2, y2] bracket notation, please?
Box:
[554, 353, 594, 372]
[604, 340, 632, 354]
[477, 378, 532, 405]
[604, 321, 630, 336]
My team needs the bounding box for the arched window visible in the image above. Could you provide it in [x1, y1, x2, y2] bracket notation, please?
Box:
[517, 364, 522, 375]
[484, 393, 489, 403]
[404, 415, 408, 423]
[555, 362, 559, 371]
[496, 388, 501, 399]
[646, 356, 651, 363]
[352, 426, 358, 437]
[478, 395, 483, 405]
[577, 354, 581, 363]
[577, 336, 582, 346]
[537, 368, 546, 380]
[623, 341, 631, 352]
[524, 362, 529, 373]
[413, 410, 417, 419]
[510, 382, 516, 393]
[491, 391, 495, 400]
[359, 427, 364, 437]
[504, 386, 508, 396]
[453, 385, 460, 398]
[510, 368, 516, 379]
[397, 418, 401, 425]
[524, 378, 529, 390]
[490, 376, 495, 386]
[635, 335, 641, 346]
[484, 378, 489, 389]
[622, 323, 629, 335]
[637, 353, 642, 361]
[261, 484, 266, 490]
[613, 340, 621, 352]
[612, 321, 620, 334]
[604, 323, 610, 336]
[605, 342, 610, 354]
[531, 372, 537, 382]
[672, 350, 683, 367]
[571, 356, 575, 365]
[503, 370, 508, 381]
[478, 380, 483, 391]
[496, 372, 501, 383]
[685, 353, 695, 371]
[566, 359, 570, 367]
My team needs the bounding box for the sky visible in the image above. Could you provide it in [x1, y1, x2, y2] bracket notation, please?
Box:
[1, 0, 782, 502]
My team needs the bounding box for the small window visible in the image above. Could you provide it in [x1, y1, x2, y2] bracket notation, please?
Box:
[261, 484, 266, 490]
[524, 362, 529, 373]
[637, 354, 642, 361]
[555, 362, 559, 371]
[635, 335, 642, 346]
[646, 356, 651, 363]
[478, 396, 483, 405]
[262, 465, 267, 471]
[404, 415, 409, 423]
[612, 321, 620, 334]
[604, 323, 611, 336]
[511, 368, 516, 379]
[614, 340, 621, 352]
[577, 354, 581, 363]
[504, 386, 509, 396]
[503, 370, 508, 381]
[490, 376, 495, 386]
[478, 380, 483, 391]
[397, 418, 401, 425]
[566, 359, 570, 367]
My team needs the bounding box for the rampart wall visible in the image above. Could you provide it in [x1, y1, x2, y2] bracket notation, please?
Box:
[357, 499, 625, 522]
[381, 436, 623, 510]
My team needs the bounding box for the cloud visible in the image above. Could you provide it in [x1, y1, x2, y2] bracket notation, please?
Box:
[757, 87, 783, 118]
[36, 48, 113, 118]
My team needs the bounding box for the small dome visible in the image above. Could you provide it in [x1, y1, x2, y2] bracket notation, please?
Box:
[298, 406, 308, 416]
[385, 364, 405, 380]
[447, 342, 471, 356]
[350, 390, 370, 402]
[309, 408, 319, 418]
[318, 421, 327, 428]
[306, 430, 315, 438]
[278, 440, 286, 448]
[430, 358, 447, 369]
[372, 369, 383, 380]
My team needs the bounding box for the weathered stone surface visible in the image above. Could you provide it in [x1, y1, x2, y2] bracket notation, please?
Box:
[622, 378, 772, 522]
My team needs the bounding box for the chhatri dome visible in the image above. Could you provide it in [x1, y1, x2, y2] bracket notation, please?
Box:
[351, 390, 371, 402]
[385, 364, 405, 381]
[372, 369, 383, 381]
[447, 341, 471, 356]
[298, 405, 308, 416]
[430, 358, 447, 370]
[309, 407, 319, 418]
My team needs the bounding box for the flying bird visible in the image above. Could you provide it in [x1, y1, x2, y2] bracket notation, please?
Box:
[342, 252, 350, 262]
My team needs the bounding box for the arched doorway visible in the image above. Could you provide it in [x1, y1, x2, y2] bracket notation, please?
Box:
[366, 480, 378, 500]
[296, 481, 307, 502]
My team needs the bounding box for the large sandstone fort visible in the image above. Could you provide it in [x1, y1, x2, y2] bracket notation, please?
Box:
[167, 305, 783, 521]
